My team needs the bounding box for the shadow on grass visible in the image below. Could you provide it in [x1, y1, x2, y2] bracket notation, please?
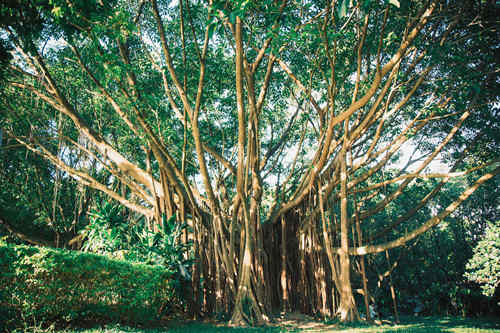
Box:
[162, 322, 296, 332]
[314, 316, 500, 333]
[37, 315, 500, 332]
[374, 316, 499, 333]
[379, 328, 445, 333]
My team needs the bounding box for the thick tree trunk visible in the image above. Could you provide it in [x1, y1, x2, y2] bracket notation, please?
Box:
[337, 248, 357, 322]
[229, 216, 266, 325]
[280, 215, 290, 312]
[337, 142, 358, 322]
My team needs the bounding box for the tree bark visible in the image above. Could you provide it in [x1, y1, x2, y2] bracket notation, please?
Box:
[337, 125, 358, 321]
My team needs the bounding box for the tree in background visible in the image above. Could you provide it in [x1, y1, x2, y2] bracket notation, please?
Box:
[0, 0, 498, 324]
[364, 176, 499, 318]
[465, 221, 500, 300]
[0, 115, 93, 248]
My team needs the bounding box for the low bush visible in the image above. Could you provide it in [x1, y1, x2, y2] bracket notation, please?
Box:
[0, 242, 178, 330]
[465, 221, 500, 299]
[80, 203, 192, 278]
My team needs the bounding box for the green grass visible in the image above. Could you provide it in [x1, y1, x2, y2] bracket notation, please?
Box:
[326, 316, 500, 333]
[15, 317, 500, 333]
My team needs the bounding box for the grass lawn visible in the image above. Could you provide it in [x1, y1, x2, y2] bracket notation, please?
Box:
[17, 316, 500, 333]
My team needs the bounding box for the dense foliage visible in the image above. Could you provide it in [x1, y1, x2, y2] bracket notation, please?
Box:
[465, 221, 500, 299]
[0, 241, 178, 330]
[366, 219, 498, 317]
[81, 201, 192, 278]
[341, 175, 499, 319]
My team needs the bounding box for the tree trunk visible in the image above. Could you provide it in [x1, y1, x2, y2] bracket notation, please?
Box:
[355, 193, 371, 322]
[337, 248, 358, 321]
[280, 215, 289, 312]
[229, 214, 266, 325]
[385, 250, 400, 323]
[337, 142, 358, 322]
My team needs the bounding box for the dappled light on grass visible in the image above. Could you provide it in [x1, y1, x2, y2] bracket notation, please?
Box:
[36, 317, 500, 333]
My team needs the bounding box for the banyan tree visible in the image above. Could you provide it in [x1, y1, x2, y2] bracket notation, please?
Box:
[0, 0, 498, 324]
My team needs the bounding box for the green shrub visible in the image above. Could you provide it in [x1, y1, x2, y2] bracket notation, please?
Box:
[0, 242, 178, 329]
[465, 221, 500, 298]
[81, 202, 192, 279]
